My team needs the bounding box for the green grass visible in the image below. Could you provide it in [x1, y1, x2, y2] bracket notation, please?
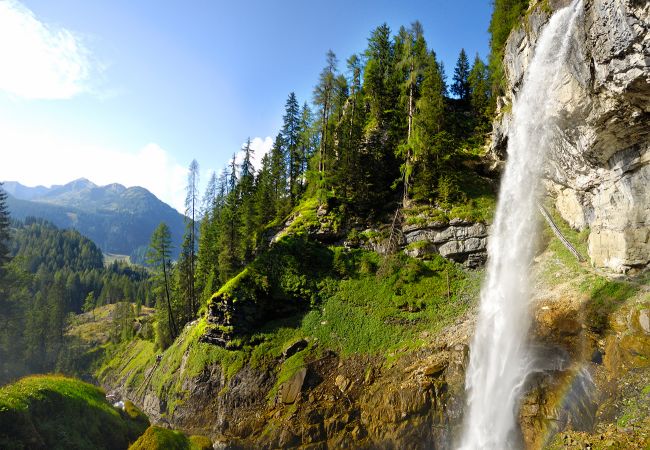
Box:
[128, 426, 212, 450]
[0, 375, 149, 450]
[404, 172, 496, 226]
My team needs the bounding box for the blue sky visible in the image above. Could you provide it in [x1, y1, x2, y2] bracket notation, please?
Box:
[0, 0, 492, 212]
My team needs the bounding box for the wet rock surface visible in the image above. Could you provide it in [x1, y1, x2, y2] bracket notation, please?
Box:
[492, 0, 650, 272]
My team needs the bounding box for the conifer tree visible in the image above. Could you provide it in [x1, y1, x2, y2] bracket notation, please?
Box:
[238, 138, 257, 261]
[313, 50, 338, 177]
[218, 155, 241, 282]
[468, 53, 490, 126]
[282, 93, 302, 203]
[298, 102, 315, 194]
[147, 222, 177, 342]
[0, 183, 11, 275]
[451, 48, 471, 102]
[411, 51, 451, 202]
[183, 159, 199, 317]
[396, 21, 428, 205]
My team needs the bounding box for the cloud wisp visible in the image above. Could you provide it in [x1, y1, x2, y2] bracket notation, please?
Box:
[0, 0, 97, 99]
[0, 123, 187, 212]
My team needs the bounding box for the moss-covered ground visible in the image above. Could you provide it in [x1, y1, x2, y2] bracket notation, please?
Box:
[128, 426, 211, 450]
[0, 374, 149, 450]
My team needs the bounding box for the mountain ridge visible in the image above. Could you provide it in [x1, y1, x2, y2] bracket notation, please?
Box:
[3, 178, 186, 262]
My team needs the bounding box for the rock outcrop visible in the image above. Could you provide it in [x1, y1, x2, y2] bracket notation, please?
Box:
[402, 221, 489, 268]
[491, 0, 650, 272]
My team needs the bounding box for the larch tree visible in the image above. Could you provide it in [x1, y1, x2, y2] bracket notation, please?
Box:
[313, 50, 338, 178]
[396, 21, 428, 206]
[183, 159, 200, 317]
[147, 222, 177, 344]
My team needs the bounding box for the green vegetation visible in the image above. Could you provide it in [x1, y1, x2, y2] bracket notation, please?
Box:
[128, 426, 211, 450]
[0, 218, 152, 385]
[0, 375, 149, 450]
[488, 0, 530, 96]
[99, 244, 481, 415]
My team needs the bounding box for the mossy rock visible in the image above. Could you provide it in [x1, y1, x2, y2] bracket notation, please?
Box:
[0, 375, 149, 450]
[129, 426, 211, 450]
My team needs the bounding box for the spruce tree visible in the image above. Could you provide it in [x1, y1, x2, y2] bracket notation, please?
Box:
[468, 53, 490, 127]
[0, 183, 11, 275]
[396, 21, 428, 205]
[282, 93, 302, 203]
[451, 48, 471, 102]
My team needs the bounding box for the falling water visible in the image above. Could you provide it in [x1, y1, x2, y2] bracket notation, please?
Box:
[459, 1, 583, 448]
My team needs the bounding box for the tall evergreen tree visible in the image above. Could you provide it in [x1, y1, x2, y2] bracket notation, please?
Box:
[468, 53, 490, 126]
[298, 102, 315, 194]
[0, 183, 11, 275]
[238, 138, 257, 261]
[313, 50, 338, 178]
[147, 222, 177, 343]
[282, 93, 302, 203]
[396, 21, 428, 205]
[411, 51, 451, 202]
[451, 48, 471, 102]
[183, 160, 199, 317]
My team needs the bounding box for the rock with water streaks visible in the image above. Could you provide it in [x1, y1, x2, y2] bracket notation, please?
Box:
[492, 0, 650, 272]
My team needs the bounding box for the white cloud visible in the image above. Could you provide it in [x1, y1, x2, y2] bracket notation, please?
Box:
[0, 123, 187, 213]
[232, 136, 273, 174]
[0, 0, 96, 99]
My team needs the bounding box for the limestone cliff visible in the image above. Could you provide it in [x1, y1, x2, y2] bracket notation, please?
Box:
[491, 0, 649, 272]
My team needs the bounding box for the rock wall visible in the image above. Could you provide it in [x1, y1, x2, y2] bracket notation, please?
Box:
[402, 221, 489, 268]
[491, 0, 649, 272]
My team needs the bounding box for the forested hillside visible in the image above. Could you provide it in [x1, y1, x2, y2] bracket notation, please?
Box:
[194, 24, 490, 308]
[4, 179, 186, 262]
[0, 215, 152, 384]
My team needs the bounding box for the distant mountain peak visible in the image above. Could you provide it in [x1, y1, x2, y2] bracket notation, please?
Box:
[66, 178, 97, 189]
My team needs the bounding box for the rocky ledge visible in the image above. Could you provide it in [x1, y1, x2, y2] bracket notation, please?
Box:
[401, 220, 489, 269]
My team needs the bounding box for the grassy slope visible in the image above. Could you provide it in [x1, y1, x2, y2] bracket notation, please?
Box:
[98, 240, 482, 413]
[0, 375, 149, 450]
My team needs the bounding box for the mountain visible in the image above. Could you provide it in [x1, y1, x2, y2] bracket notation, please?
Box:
[3, 179, 186, 261]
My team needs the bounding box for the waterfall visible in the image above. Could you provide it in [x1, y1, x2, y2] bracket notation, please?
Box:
[459, 1, 583, 448]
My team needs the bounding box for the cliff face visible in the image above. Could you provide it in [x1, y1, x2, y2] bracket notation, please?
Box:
[491, 0, 649, 273]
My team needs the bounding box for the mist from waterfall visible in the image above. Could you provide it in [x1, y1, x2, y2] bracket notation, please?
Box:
[459, 1, 584, 448]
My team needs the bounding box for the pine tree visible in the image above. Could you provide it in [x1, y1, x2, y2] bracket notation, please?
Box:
[183, 160, 199, 317]
[282, 93, 302, 203]
[396, 21, 428, 205]
[468, 53, 490, 127]
[451, 48, 471, 102]
[313, 50, 338, 178]
[0, 183, 11, 275]
[147, 222, 177, 342]
[238, 138, 257, 261]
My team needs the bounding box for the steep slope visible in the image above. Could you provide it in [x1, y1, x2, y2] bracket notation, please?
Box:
[4, 179, 185, 261]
